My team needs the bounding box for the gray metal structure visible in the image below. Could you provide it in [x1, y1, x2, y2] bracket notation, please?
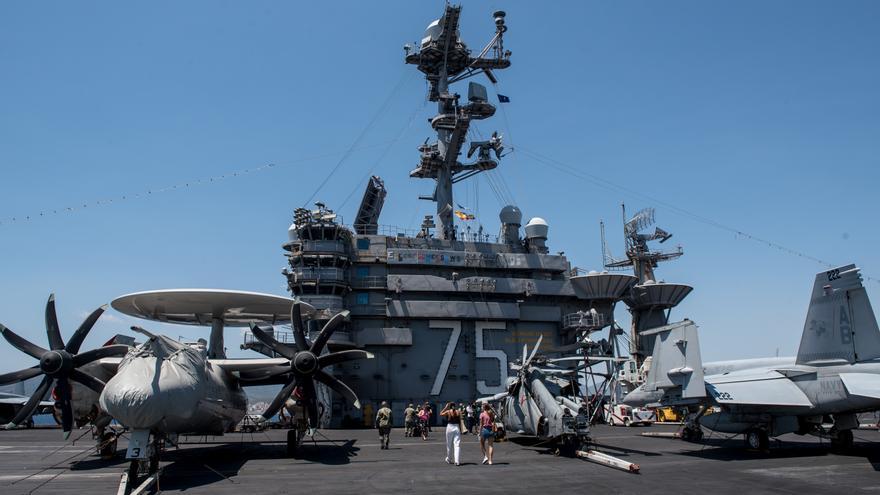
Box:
[624, 264, 880, 450]
[603, 206, 692, 373]
[253, 5, 665, 428]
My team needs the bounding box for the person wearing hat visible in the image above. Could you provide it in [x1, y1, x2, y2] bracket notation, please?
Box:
[404, 403, 417, 437]
[375, 401, 393, 450]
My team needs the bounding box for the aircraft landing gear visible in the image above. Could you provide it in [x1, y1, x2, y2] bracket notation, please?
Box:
[680, 426, 703, 442]
[99, 430, 118, 460]
[120, 431, 163, 495]
[745, 428, 769, 452]
[287, 428, 304, 457]
[831, 429, 854, 451]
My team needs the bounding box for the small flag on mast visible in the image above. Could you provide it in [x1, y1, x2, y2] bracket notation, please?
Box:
[497, 94, 510, 103]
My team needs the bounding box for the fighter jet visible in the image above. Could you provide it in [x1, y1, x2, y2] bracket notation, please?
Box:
[0, 391, 55, 427]
[624, 264, 880, 451]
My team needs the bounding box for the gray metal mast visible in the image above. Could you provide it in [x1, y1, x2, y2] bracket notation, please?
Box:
[405, 5, 511, 239]
[604, 206, 692, 365]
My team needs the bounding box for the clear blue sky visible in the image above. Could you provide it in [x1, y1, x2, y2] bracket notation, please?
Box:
[1, 1, 878, 375]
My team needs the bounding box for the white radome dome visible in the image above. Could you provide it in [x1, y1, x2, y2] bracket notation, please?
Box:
[524, 217, 549, 239]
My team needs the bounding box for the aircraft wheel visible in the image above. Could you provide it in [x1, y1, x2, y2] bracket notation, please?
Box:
[745, 429, 769, 451]
[691, 428, 703, 442]
[832, 429, 854, 451]
[100, 432, 117, 460]
[286, 429, 300, 458]
[126, 460, 143, 491]
[623, 418, 631, 427]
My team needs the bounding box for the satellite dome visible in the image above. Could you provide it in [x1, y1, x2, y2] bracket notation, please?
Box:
[499, 205, 522, 225]
[644, 279, 656, 285]
[588, 270, 599, 275]
[524, 217, 549, 239]
[287, 223, 299, 241]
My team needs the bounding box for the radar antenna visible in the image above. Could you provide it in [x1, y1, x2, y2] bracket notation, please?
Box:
[604, 204, 684, 283]
[405, 5, 512, 239]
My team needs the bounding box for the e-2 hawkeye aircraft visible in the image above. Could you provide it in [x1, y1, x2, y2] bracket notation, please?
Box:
[0, 290, 372, 492]
[624, 264, 880, 451]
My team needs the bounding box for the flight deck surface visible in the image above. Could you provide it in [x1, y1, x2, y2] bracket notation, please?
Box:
[1, 425, 878, 494]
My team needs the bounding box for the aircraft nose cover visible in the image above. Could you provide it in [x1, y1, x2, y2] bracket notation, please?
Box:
[99, 349, 203, 429]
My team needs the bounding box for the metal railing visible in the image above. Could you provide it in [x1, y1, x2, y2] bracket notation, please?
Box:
[287, 267, 349, 284]
[350, 276, 387, 289]
[290, 240, 348, 255]
[348, 304, 387, 316]
[243, 327, 353, 347]
[562, 311, 608, 329]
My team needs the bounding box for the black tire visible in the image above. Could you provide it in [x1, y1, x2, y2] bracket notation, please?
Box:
[681, 428, 692, 442]
[126, 460, 142, 492]
[692, 428, 704, 442]
[745, 429, 769, 451]
[286, 429, 300, 458]
[832, 429, 854, 451]
[100, 432, 117, 460]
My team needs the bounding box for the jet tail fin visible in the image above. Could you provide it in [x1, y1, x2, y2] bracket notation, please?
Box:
[796, 265, 880, 365]
[640, 320, 706, 402]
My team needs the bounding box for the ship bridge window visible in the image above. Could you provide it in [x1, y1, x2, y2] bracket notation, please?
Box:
[357, 238, 370, 250]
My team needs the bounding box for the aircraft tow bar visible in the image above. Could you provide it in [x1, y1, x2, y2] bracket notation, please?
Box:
[117, 467, 162, 495]
[575, 449, 640, 473]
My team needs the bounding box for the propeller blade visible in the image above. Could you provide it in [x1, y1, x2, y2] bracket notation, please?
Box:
[0, 324, 49, 359]
[65, 305, 106, 354]
[248, 323, 297, 360]
[314, 370, 361, 409]
[8, 375, 52, 427]
[301, 376, 319, 428]
[522, 344, 527, 365]
[0, 366, 42, 385]
[56, 377, 73, 436]
[309, 310, 350, 354]
[69, 369, 106, 394]
[72, 344, 129, 367]
[290, 302, 309, 351]
[317, 349, 373, 368]
[525, 334, 543, 367]
[45, 294, 64, 351]
[262, 379, 296, 420]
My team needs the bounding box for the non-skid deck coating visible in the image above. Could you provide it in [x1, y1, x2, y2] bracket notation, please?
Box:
[1, 425, 878, 494]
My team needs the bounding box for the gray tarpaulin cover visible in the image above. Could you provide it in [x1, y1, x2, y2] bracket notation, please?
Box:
[100, 335, 205, 429]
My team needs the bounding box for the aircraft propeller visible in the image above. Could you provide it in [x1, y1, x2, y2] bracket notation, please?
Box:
[0, 294, 129, 437]
[248, 302, 373, 429]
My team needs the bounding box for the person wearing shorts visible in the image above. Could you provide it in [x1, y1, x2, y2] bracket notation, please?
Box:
[479, 402, 496, 465]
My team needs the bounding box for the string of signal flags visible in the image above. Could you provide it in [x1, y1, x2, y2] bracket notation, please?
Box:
[0, 143, 394, 228]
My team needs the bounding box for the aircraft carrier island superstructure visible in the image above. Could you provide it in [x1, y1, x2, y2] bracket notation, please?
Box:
[243, 5, 690, 426]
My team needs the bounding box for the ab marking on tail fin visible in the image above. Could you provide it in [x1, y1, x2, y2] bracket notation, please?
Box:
[796, 265, 880, 365]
